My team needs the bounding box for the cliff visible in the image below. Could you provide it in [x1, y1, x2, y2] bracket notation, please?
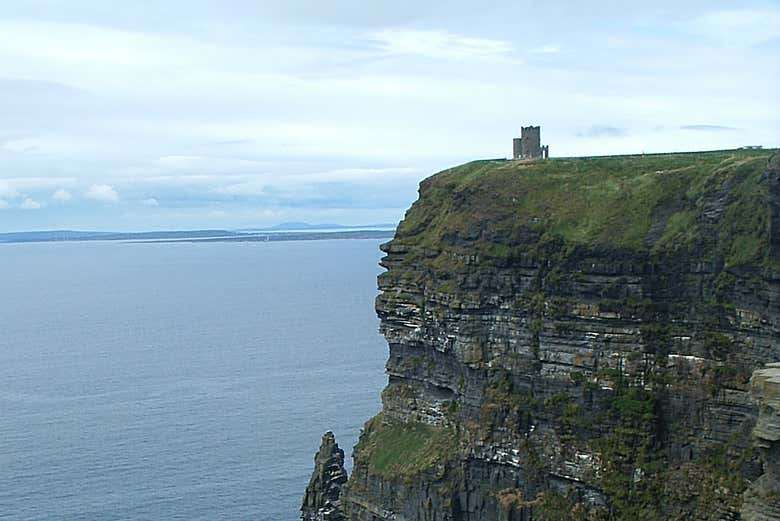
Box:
[741, 363, 780, 519]
[304, 149, 780, 520]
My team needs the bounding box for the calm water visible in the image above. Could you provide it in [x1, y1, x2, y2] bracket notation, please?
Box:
[0, 239, 388, 520]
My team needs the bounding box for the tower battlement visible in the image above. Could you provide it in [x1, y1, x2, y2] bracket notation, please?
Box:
[512, 125, 549, 160]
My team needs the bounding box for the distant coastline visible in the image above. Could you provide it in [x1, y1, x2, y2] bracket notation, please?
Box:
[135, 229, 396, 243]
[0, 224, 397, 244]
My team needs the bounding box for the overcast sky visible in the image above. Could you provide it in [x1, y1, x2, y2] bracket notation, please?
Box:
[1, 1, 778, 231]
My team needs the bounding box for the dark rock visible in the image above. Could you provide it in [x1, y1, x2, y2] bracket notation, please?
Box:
[742, 363, 780, 520]
[301, 432, 347, 521]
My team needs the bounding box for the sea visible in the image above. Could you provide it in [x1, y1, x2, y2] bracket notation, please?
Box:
[0, 239, 388, 520]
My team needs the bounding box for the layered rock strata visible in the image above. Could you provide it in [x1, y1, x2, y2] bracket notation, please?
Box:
[301, 432, 348, 521]
[742, 363, 780, 520]
[304, 150, 780, 520]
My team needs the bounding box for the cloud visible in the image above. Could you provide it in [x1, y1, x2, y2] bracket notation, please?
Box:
[20, 197, 42, 210]
[0, 3, 776, 232]
[368, 28, 515, 61]
[140, 197, 159, 207]
[0, 20, 166, 68]
[0, 180, 20, 198]
[1, 136, 101, 156]
[52, 188, 73, 202]
[154, 155, 267, 174]
[691, 8, 780, 46]
[576, 126, 628, 138]
[209, 139, 254, 146]
[1, 138, 39, 153]
[0, 177, 77, 195]
[531, 45, 561, 54]
[0, 199, 9, 210]
[680, 125, 738, 132]
[214, 167, 420, 197]
[84, 184, 119, 203]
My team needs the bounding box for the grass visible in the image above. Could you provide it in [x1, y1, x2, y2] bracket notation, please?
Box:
[357, 414, 457, 479]
[395, 149, 777, 270]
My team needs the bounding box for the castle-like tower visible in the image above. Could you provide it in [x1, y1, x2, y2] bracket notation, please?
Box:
[513, 126, 549, 160]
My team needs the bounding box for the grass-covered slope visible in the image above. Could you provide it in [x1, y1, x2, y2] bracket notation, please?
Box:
[354, 414, 457, 480]
[396, 149, 778, 271]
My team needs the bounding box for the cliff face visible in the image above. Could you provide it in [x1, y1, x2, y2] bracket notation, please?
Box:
[741, 363, 780, 520]
[305, 149, 780, 520]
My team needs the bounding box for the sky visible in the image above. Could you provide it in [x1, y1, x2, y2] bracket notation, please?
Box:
[0, 1, 778, 231]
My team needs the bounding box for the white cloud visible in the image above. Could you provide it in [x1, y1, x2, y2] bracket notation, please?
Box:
[368, 29, 515, 61]
[1, 138, 40, 153]
[190, 120, 487, 161]
[0, 19, 366, 100]
[52, 188, 73, 202]
[214, 167, 420, 196]
[85, 184, 119, 203]
[691, 8, 780, 46]
[0, 180, 19, 198]
[20, 197, 42, 210]
[0, 4, 776, 232]
[0, 20, 172, 68]
[155, 155, 265, 173]
[1, 136, 102, 156]
[215, 180, 268, 196]
[531, 45, 561, 54]
[140, 197, 159, 207]
[0, 199, 9, 210]
[0, 177, 77, 194]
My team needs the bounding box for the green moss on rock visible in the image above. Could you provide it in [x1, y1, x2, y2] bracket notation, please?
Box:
[356, 414, 457, 480]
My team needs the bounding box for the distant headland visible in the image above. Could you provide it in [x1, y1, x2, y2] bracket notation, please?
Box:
[0, 223, 397, 244]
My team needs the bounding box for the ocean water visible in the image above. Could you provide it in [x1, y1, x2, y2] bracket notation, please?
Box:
[0, 239, 388, 520]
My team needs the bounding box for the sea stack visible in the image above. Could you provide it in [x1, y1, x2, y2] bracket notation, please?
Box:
[301, 432, 347, 521]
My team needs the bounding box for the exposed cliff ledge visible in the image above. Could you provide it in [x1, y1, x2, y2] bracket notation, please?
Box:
[305, 149, 780, 520]
[742, 363, 780, 520]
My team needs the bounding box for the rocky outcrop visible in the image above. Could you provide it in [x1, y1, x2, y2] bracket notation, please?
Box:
[742, 363, 780, 520]
[301, 432, 348, 521]
[306, 149, 780, 520]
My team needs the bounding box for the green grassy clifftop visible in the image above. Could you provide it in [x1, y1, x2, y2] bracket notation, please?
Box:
[397, 149, 778, 272]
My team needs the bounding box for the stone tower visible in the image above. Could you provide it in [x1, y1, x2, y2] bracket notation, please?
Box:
[513, 125, 549, 160]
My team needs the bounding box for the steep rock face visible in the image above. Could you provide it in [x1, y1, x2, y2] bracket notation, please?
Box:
[302, 432, 348, 521]
[742, 363, 780, 520]
[311, 150, 780, 520]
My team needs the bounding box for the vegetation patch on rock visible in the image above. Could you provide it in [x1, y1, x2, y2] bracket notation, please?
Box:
[396, 149, 776, 271]
[356, 414, 457, 480]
